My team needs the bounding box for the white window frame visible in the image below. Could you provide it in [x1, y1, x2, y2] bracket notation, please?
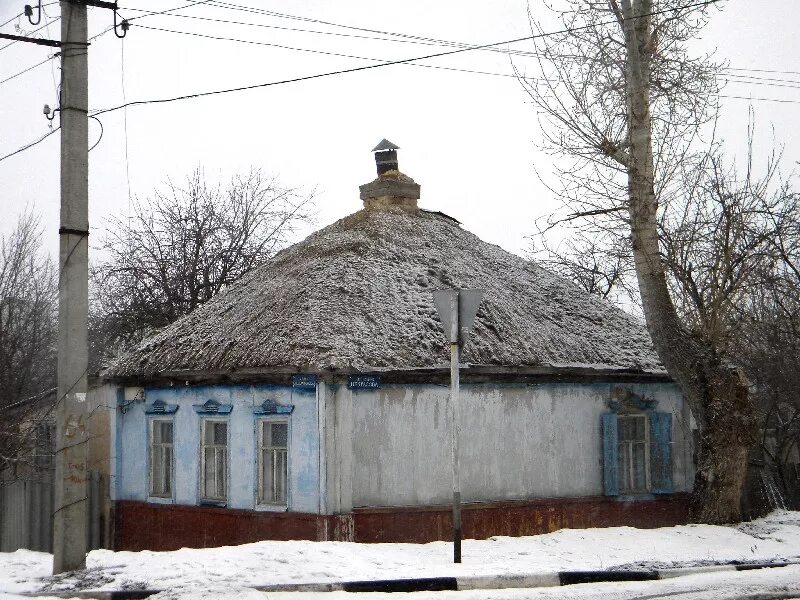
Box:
[149, 418, 174, 499]
[200, 418, 229, 503]
[257, 417, 289, 507]
[617, 413, 650, 494]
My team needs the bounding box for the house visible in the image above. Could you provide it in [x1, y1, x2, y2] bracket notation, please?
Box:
[100, 142, 694, 551]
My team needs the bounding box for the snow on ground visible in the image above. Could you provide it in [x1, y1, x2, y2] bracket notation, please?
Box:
[1, 511, 799, 598]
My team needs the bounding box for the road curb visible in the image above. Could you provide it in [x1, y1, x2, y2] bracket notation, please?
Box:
[26, 560, 798, 597]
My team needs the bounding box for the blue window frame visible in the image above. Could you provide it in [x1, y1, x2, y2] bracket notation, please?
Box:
[602, 410, 673, 496]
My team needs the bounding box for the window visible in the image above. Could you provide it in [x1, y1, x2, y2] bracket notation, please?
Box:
[33, 422, 55, 470]
[201, 420, 228, 502]
[602, 411, 673, 496]
[258, 420, 288, 505]
[150, 419, 173, 497]
[617, 415, 649, 494]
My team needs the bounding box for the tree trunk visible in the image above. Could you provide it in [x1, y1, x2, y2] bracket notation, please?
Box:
[620, 0, 754, 523]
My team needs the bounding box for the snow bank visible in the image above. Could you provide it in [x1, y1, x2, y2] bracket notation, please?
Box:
[3, 511, 796, 595]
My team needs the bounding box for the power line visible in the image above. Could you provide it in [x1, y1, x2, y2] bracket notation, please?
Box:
[0, 54, 54, 85]
[91, 0, 723, 117]
[0, 15, 61, 52]
[201, 0, 800, 80]
[725, 66, 800, 77]
[135, 23, 559, 83]
[122, 1, 800, 86]
[0, 12, 22, 30]
[0, 126, 60, 163]
[0, 0, 59, 30]
[0, 0, 211, 88]
[719, 95, 800, 105]
[121, 4, 546, 60]
[136, 21, 800, 95]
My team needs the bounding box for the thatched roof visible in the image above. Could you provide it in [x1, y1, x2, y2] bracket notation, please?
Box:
[104, 206, 662, 380]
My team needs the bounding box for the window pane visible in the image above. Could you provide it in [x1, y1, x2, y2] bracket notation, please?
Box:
[204, 422, 214, 444]
[270, 423, 288, 448]
[204, 447, 215, 497]
[152, 446, 163, 495]
[216, 448, 227, 497]
[618, 443, 629, 491]
[275, 450, 287, 503]
[262, 449, 272, 503]
[161, 422, 173, 444]
[164, 446, 172, 495]
[632, 442, 647, 491]
[213, 422, 227, 445]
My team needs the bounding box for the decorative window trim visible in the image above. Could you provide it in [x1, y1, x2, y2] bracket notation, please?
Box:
[193, 399, 233, 415]
[199, 418, 229, 505]
[607, 387, 658, 413]
[256, 417, 289, 508]
[145, 399, 179, 415]
[602, 407, 673, 497]
[148, 418, 174, 500]
[253, 399, 294, 416]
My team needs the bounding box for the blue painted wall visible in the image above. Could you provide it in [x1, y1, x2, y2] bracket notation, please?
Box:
[115, 384, 320, 513]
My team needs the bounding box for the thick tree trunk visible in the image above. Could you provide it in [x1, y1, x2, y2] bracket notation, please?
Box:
[619, 0, 753, 523]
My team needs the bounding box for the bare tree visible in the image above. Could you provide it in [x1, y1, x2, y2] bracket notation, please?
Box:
[533, 125, 800, 510]
[0, 211, 57, 478]
[520, 0, 763, 522]
[90, 168, 314, 363]
[530, 229, 640, 307]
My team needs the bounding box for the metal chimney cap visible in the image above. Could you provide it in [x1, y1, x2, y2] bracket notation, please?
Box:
[371, 139, 400, 152]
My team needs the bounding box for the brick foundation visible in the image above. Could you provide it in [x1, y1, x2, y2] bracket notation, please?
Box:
[114, 495, 689, 550]
[351, 494, 690, 543]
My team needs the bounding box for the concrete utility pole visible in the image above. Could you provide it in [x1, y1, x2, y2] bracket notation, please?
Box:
[54, 0, 90, 574]
[433, 289, 483, 564]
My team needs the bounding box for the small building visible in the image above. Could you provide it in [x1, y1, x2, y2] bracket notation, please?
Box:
[102, 143, 694, 551]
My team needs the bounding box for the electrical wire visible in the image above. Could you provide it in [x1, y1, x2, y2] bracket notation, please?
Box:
[136, 21, 800, 95]
[0, 54, 54, 85]
[0, 12, 22, 30]
[89, 115, 103, 152]
[124, 0, 800, 92]
[0, 15, 61, 52]
[0, 0, 59, 30]
[121, 35, 132, 213]
[0, 126, 59, 163]
[719, 95, 800, 105]
[199, 0, 800, 82]
[0, 1, 211, 88]
[90, 0, 724, 117]
[121, 5, 547, 59]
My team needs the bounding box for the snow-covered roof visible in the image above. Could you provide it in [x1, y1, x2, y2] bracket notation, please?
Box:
[104, 205, 662, 380]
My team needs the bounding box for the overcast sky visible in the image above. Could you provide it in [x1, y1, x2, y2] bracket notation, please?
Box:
[1, 0, 798, 261]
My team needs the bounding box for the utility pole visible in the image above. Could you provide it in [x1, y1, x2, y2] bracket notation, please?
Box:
[53, 0, 90, 574]
[433, 288, 483, 564]
[5, 0, 122, 574]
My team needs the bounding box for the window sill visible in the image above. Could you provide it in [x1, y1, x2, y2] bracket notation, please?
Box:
[255, 503, 288, 512]
[615, 494, 656, 502]
[199, 499, 228, 508]
[147, 495, 174, 505]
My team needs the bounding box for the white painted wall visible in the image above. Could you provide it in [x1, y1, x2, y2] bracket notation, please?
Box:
[345, 382, 692, 507]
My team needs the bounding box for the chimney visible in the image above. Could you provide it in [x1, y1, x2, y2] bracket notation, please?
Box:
[359, 139, 420, 211]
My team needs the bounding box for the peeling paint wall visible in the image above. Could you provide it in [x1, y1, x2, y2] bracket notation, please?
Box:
[115, 384, 320, 513]
[346, 382, 692, 507]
